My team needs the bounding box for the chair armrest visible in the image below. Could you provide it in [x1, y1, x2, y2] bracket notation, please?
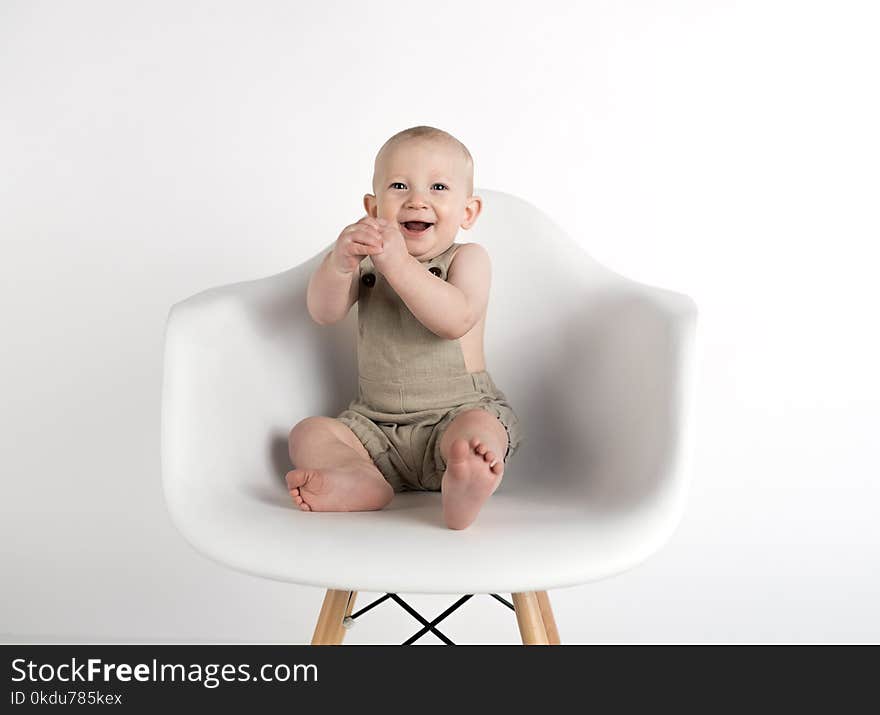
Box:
[546, 275, 700, 517]
[161, 249, 357, 535]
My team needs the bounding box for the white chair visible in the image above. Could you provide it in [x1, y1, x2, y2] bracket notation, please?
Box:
[161, 188, 699, 644]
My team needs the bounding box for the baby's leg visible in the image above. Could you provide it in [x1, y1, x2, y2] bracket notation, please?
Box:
[287, 416, 394, 512]
[437, 409, 508, 530]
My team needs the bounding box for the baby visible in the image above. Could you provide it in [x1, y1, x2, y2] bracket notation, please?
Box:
[285, 126, 523, 530]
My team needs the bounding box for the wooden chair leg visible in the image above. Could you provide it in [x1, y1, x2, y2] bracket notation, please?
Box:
[512, 592, 549, 645]
[311, 589, 357, 645]
[536, 591, 561, 644]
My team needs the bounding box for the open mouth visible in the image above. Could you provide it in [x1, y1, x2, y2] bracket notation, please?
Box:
[400, 221, 434, 236]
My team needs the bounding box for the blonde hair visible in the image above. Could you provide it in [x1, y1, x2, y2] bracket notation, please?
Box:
[373, 125, 474, 195]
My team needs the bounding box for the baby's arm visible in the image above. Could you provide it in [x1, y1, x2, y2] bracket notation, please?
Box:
[306, 252, 359, 325]
[386, 242, 491, 340]
[306, 216, 383, 325]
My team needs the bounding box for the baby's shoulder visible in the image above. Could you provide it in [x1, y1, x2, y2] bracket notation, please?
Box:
[448, 242, 490, 274]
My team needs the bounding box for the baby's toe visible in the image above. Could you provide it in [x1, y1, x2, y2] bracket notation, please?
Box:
[475, 443, 488, 455]
[483, 450, 497, 464]
[450, 438, 471, 462]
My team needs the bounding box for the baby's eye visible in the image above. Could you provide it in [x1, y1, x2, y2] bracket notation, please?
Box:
[432, 183, 448, 191]
[390, 182, 406, 190]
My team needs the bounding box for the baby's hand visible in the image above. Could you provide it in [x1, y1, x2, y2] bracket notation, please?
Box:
[372, 219, 410, 274]
[331, 215, 384, 274]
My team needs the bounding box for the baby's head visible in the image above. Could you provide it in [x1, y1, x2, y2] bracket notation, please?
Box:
[364, 126, 482, 261]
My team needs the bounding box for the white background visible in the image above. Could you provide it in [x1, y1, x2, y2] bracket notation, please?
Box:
[2, 0, 878, 643]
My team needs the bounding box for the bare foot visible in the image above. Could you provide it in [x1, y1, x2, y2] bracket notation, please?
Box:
[285, 463, 393, 512]
[441, 437, 504, 530]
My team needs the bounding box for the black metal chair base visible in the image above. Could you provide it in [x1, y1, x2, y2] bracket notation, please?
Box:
[342, 593, 516, 645]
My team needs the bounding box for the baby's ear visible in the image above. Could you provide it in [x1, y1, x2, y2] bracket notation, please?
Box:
[461, 195, 483, 229]
[363, 193, 378, 218]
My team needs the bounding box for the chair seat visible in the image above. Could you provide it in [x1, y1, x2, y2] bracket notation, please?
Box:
[169, 479, 683, 595]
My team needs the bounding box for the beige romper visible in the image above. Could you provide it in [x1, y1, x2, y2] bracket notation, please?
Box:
[335, 242, 524, 493]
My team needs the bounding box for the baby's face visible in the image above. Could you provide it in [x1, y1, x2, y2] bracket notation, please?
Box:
[365, 139, 481, 261]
